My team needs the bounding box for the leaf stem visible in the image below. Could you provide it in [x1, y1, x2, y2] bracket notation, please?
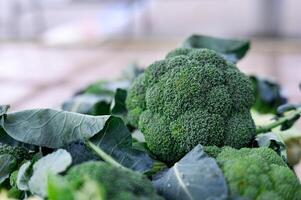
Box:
[86, 141, 128, 171]
[144, 161, 167, 177]
[256, 108, 301, 134]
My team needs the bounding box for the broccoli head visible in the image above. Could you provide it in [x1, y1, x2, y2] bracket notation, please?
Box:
[126, 48, 256, 163]
[0, 143, 31, 162]
[213, 147, 301, 200]
[48, 161, 163, 200]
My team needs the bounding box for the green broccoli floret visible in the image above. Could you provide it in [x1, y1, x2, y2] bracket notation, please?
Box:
[9, 171, 18, 188]
[203, 146, 222, 158]
[214, 147, 301, 200]
[126, 48, 256, 163]
[0, 143, 31, 162]
[49, 161, 163, 200]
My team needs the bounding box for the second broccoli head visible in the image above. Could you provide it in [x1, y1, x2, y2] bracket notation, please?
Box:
[126, 48, 256, 163]
[48, 161, 163, 200]
[205, 147, 301, 199]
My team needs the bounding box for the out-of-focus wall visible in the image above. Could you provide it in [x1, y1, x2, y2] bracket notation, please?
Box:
[134, 0, 301, 38]
[1, 0, 301, 41]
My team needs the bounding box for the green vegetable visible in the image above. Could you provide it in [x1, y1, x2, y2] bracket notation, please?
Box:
[206, 147, 301, 199]
[0, 144, 31, 162]
[126, 48, 256, 163]
[48, 161, 163, 200]
[0, 144, 32, 184]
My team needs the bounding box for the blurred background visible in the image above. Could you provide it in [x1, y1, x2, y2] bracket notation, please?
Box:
[0, 0, 301, 176]
[1, 0, 301, 108]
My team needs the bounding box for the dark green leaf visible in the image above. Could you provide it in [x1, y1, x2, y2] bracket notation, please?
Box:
[90, 116, 153, 173]
[63, 141, 99, 165]
[28, 149, 72, 197]
[254, 132, 287, 162]
[0, 154, 17, 184]
[153, 144, 228, 200]
[111, 88, 127, 117]
[62, 94, 111, 115]
[0, 106, 110, 148]
[182, 34, 250, 63]
[84, 80, 130, 95]
[281, 114, 300, 131]
[251, 76, 287, 114]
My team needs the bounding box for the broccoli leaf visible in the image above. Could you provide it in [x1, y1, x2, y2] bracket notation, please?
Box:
[16, 161, 31, 191]
[83, 80, 130, 95]
[254, 132, 287, 162]
[62, 94, 111, 115]
[90, 116, 153, 173]
[250, 76, 287, 114]
[0, 105, 110, 148]
[153, 144, 228, 200]
[0, 154, 17, 184]
[111, 88, 127, 117]
[63, 141, 99, 165]
[28, 149, 72, 197]
[182, 34, 250, 63]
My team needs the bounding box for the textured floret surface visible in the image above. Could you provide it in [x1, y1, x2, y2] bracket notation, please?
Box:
[126, 48, 256, 163]
[213, 147, 301, 200]
[64, 161, 163, 200]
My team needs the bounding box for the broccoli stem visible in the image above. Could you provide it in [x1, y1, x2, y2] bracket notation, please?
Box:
[86, 141, 129, 171]
[256, 108, 301, 134]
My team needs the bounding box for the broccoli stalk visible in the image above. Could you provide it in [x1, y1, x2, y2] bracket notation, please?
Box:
[86, 141, 166, 176]
[256, 107, 301, 134]
[86, 141, 129, 171]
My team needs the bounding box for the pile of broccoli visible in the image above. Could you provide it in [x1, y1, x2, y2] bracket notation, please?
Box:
[205, 147, 301, 199]
[126, 48, 256, 163]
[48, 161, 163, 200]
[0, 36, 301, 200]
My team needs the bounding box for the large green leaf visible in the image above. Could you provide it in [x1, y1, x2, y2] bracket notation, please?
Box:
[0, 154, 17, 184]
[182, 34, 250, 63]
[28, 149, 72, 197]
[90, 116, 153, 173]
[0, 105, 110, 148]
[153, 144, 228, 200]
